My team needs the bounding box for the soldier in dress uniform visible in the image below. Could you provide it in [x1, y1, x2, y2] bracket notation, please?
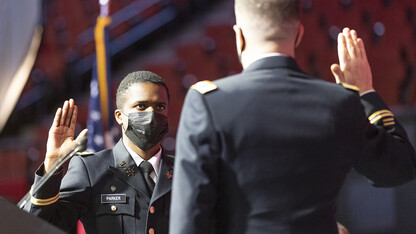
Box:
[170, 0, 416, 233]
[25, 71, 174, 234]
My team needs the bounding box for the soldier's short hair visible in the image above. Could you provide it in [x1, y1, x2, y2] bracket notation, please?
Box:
[235, 0, 300, 41]
[116, 71, 170, 109]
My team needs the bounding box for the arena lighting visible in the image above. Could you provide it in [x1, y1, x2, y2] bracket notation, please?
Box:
[301, 0, 312, 10]
[374, 21, 386, 36]
[182, 74, 198, 89]
[0, 27, 42, 133]
[339, 0, 352, 7]
[329, 25, 341, 41]
[162, 137, 176, 151]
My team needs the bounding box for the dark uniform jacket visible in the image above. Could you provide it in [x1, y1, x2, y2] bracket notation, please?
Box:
[170, 56, 416, 234]
[25, 139, 174, 234]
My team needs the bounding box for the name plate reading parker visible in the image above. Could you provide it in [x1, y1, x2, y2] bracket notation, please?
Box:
[101, 194, 127, 203]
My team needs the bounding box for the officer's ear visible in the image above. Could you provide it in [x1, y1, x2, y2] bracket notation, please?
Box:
[233, 25, 246, 53]
[114, 109, 124, 125]
[295, 23, 304, 48]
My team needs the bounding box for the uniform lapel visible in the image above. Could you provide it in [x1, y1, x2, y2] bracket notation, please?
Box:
[150, 151, 174, 204]
[108, 140, 150, 198]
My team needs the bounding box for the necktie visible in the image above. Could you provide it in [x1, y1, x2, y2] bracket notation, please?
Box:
[139, 161, 156, 195]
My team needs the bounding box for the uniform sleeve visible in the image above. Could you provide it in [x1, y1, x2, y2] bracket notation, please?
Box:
[354, 92, 416, 187]
[24, 156, 92, 231]
[170, 89, 220, 234]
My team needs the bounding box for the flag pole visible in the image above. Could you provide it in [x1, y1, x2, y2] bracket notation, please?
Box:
[95, 0, 112, 143]
[78, 2, 113, 231]
[100, 0, 109, 17]
[87, 0, 113, 152]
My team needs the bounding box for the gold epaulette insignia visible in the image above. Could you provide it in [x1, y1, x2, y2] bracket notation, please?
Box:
[75, 151, 94, 157]
[339, 82, 360, 92]
[191, 80, 218, 94]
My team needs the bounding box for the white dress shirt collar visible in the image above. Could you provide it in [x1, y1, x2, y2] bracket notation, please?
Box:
[122, 140, 162, 182]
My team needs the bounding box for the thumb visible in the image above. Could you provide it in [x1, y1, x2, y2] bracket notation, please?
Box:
[330, 64, 344, 84]
[337, 223, 350, 234]
[75, 129, 88, 151]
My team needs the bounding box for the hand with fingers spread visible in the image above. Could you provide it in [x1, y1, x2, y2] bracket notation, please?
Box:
[331, 28, 374, 94]
[44, 99, 88, 173]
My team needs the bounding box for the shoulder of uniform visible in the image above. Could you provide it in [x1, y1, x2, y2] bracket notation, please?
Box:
[190, 80, 218, 94]
[339, 82, 360, 93]
[75, 151, 94, 157]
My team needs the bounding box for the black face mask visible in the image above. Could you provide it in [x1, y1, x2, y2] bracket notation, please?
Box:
[123, 111, 168, 151]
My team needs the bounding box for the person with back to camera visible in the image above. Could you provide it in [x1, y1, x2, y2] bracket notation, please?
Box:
[169, 0, 416, 233]
[25, 71, 173, 234]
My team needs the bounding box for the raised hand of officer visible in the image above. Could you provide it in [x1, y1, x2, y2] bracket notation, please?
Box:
[337, 222, 350, 234]
[331, 27, 374, 94]
[44, 99, 88, 173]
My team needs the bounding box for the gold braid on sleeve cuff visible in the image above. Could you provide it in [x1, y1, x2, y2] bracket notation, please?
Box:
[30, 192, 60, 206]
[368, 110, 395, 126]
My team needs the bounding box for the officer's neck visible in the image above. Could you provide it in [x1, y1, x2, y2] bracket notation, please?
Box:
[241, 41, 295, 69]
[123, 136, 160, 161]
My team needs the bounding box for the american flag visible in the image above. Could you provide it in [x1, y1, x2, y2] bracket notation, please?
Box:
[79, 3, 114, 234]
[86, 15, 114, 153]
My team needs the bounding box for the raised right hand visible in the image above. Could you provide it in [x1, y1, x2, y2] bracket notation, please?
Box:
[330, 28, 374, 94]
[44, 99, 88, 173]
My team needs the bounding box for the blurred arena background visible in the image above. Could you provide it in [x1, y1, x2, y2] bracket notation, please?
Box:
[1, 0, 416, 233]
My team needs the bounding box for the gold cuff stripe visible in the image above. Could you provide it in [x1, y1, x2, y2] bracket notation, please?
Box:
[370, 113, 395, 124]
[31, 193, 60, 206]
[369, 110, 394, 124]
[340, 82, 360, 92]
[382, 117, 395, 123]
[368, 110, 393, 121]
[384, 121, 395, 126]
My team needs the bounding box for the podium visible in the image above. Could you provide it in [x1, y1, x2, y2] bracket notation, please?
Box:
[0, 197, 66, 234]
